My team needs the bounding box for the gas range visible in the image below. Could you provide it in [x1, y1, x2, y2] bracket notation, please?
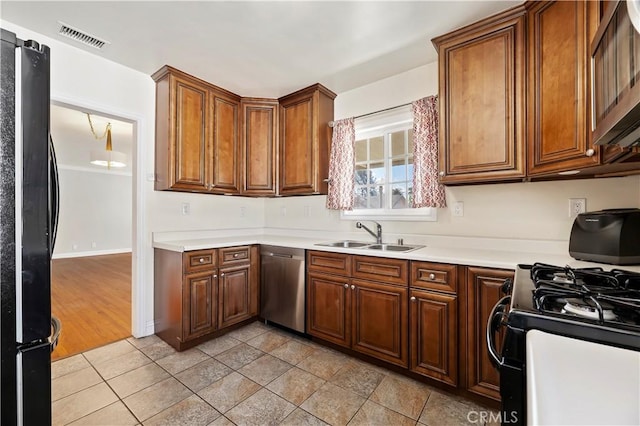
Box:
[489, 263, 640, 426]
[507, 263, 640, 351]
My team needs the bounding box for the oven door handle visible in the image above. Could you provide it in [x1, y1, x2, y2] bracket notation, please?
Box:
[487, 295, 511, 368]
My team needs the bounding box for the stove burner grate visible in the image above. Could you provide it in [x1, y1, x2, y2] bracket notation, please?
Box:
[530, 263, 640, 325]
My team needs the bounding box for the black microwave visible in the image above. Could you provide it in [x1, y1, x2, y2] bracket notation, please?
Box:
[591, 0, 640, 147]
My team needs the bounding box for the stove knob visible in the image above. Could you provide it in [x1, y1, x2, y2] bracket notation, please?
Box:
[501, 278, 513, 295]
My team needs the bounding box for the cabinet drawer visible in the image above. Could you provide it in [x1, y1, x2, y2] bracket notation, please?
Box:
[219, 246, 251, 266]
[184, 249, 217, 273]
[411, 262, 457, 293]
[307, 251, 351, 276]
[352, 256, 408, 286]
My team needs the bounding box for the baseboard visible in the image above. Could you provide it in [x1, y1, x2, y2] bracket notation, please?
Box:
[52, 248, 132, 259]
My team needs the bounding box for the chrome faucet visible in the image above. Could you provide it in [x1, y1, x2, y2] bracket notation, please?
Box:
[356, 221, 383, 244]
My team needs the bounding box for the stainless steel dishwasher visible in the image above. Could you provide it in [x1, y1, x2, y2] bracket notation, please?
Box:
[260, 245, 305, 333]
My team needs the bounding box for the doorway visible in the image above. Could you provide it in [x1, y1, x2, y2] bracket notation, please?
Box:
[49, 103, 134, 359]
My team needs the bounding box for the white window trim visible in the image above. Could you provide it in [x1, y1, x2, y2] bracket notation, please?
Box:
[340, 105, 437, 222]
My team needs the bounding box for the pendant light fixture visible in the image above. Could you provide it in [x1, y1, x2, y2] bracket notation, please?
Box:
[87, 113, 126, 169]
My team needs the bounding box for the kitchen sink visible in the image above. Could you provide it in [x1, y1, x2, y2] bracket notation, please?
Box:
[316, 240, 371, 248]
[365, 244, 423, 252]
[315, 241, 424, 252]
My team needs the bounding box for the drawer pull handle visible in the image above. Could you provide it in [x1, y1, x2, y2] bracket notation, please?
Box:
[410, 296, 417, 302]
[221, 273, 225, 277]
[344, 284, 349, 288]
[213, 274, 218, 278]
[199, 258, 205, 263]
[233, 253, 239, 258]
[429, 273, 436, 280]
[351, 285, 355, 290]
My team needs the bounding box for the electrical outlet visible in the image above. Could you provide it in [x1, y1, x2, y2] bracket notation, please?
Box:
[239, 206, 246, 217]
[72, 244, 78, 251]
[181, 202, 190, 216]
[91, 242, 97, 248]
[453, 201, 464, 217]
[304, 205, 310, 217]
[281, 206, 287, 217]
[569, 198, 586, 217]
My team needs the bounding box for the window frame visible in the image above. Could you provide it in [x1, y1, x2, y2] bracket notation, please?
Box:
[340, 106, 437, 222]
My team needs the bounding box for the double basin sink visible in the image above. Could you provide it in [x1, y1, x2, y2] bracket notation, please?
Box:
[315, 240, 424, 253]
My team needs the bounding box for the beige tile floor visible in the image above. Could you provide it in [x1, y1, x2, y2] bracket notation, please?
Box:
[52, 321, 497, 426]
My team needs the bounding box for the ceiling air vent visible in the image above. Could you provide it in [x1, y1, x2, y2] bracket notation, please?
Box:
[58, 22, 110, 50]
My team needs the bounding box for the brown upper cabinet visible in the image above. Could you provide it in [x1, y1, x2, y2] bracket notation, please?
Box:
[433, 6, 527, 184]
[153, 66, 335, 197]
[278, 84, 336, 195]
[153, 66, 241, 194]
[527, 0, 600, 175]
[241, 98, 278, 196]
[434, 1, 640, 184]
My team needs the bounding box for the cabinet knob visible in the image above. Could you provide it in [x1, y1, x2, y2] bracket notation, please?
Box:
[233, 253, 239, 258]
[428, 273, 436, 280]
[221, 273, 225, 277]
[410, 296, 417, 302]
[213, 274, 218, 278]
[199, 258, 205, 263]
[344, 283, 349, 288]
[351, 285, 355, 290]
[439, 171, 445, 177]
[585, 149, 595, 157]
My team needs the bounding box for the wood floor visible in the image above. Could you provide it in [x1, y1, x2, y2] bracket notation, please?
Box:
[51, 253, 131, 360]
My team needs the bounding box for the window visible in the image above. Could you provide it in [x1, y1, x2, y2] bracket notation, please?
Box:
[341, 106, 437, 222]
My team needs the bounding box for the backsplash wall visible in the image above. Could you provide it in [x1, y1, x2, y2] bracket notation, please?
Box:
[264, 176, 640, 241]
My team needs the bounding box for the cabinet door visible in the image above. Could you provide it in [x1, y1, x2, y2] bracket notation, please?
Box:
[466, 267, 513, 400]
[279, 94, 315, 195]
[242, 99, 278, 196]
[183, 271, 217, 341]
[351, 279, 408, 367]
[527, 0, 600, 175]
[435, 8, 526, 184]
[218, 264, 251, 328]
[211, 93, 240, 193]
[171, 76, 209, 192]
[410, 289, 457, 386]
[306, 271, 351, 348]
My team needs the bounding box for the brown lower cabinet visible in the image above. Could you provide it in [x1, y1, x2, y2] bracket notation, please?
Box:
[465, 266, 514, 400]
[307, 251, 513, 405]
[154, 245, 259, 351]
[409, 261, 459, 387]
[306, 252, 409, 368]
[410, 288, 458, 386]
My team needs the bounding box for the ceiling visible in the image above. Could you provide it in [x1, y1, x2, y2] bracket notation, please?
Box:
[2, 1, 518, 97]
[51, 103, 134, 173]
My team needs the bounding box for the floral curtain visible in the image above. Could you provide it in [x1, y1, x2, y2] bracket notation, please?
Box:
[412, 96, 446, 208]
[326, 118, 355, 210]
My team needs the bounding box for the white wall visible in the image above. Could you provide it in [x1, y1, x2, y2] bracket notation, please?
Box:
[266, 62, 640, 242]
[53, 168, 132, 258]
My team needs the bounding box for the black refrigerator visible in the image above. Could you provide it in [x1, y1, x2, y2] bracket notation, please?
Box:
[1, 28, 60, 425]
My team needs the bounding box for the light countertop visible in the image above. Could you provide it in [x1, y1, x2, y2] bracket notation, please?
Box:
[152, 233, 629, 271]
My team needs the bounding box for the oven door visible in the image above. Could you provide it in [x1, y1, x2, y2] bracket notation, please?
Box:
[527, 329, 640, 425]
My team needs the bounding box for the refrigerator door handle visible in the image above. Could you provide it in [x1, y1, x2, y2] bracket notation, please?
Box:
[49, 315, 61, 352]
[49, 135, 59, 254]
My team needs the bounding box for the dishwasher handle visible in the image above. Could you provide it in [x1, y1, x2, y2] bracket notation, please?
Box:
[261, 251, 305, 261]
[268, 253, 292, 259]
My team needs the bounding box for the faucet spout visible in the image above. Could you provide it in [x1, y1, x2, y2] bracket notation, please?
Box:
[356, 221, 383, 244]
